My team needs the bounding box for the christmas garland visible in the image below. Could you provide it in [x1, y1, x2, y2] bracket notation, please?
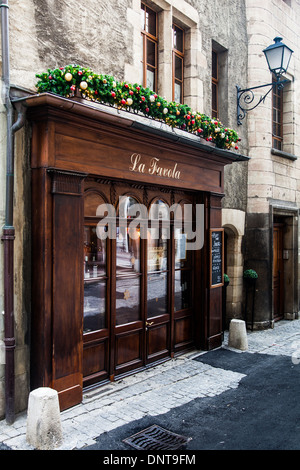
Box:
[35, 64, 240, 150]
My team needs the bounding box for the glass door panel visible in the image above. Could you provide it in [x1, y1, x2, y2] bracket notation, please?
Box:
[116, 225, 141, 326]
[147, 226, 169, 319]
[174, 269, 192, 312]
[83, 225, 107, 333]
[174, 227, 193, 312]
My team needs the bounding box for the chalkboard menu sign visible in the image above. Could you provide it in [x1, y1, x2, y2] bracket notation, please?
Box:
[210, 229, 224, 288]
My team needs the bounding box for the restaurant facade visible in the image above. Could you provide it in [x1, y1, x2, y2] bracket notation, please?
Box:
[25, 92, 246, 410]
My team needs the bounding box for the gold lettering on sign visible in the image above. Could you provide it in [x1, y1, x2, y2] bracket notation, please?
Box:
[129, 153, 181, 180]
[129, 153, 146, 174]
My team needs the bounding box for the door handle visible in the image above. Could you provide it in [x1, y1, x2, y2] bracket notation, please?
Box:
[146, 321, 154, 327]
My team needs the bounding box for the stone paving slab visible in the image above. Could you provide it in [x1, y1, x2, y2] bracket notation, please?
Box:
[0, 319, 299, 450]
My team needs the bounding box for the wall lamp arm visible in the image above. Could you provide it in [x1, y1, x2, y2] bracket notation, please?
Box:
[237, 78, 289, 125]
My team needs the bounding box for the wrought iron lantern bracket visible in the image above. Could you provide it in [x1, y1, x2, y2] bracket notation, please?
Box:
[237, 78, 289, 126]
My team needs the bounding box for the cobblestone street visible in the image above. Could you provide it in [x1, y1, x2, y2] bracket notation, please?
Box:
[1, 319, 300, 450]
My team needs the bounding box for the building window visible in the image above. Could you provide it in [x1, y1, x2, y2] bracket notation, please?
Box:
[212, 50, 218, 118]
[172, 24, 184, 103]
[141, 3, 158, 92]
[272, 79, 283, 150]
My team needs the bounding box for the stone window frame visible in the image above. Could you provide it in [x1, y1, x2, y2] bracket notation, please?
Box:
[271, 72, 297, 161]
[211, 40, 229, 125]
[141, 2, 159, 92]
[172, 22, 185, 103]
[128, 0, 199, 109]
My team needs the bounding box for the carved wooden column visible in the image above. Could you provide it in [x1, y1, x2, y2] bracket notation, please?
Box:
[203, 192, 225, 350]
[31, 168, 86, 410]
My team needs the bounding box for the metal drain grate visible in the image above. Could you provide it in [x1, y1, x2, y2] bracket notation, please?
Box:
[123, 425, 191, 450]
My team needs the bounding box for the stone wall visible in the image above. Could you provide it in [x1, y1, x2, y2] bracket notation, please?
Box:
[244, 0, 300, 326]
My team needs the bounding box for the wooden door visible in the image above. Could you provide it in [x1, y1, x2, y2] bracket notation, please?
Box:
[83, 191, 111, 387]
[273, 224, 284, 320]
[113, 196, 145, 377]
[146, 202, 171, 363]
[82, 181, 196, 386]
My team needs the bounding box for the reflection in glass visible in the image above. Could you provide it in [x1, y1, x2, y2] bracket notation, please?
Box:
[118, 196, 140, 219]
[83, 224, 107, 333]
[147, 273, 168, 318]
[149, 200, 169, 221]
[117, 227, 141, 274]
[174, 270, 192, 312]
[147, 225, 169, 318]
[174, 228, 192, 269]
[147, 227, 168, 272]
[116, 212, 141, 325]
[147, 39, 156, 66]
[147, 69, 155, 91]
[116, 276, 140, 326]
[174, 82, 182, 104]
[84, 226, 106, 277]
[173, 25, 184, 53]
[175, 55, 183, 80]
[84, 280, 106, 333]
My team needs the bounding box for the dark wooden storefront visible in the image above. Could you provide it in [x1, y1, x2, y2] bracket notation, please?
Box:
[26, 93, 246, 411]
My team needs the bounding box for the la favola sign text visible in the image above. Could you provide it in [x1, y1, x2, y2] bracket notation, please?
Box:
[129, 153, 181, 180]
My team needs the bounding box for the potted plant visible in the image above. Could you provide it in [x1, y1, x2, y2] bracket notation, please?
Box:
[243, 269, 258, 281]
[224, 273, 230, 286]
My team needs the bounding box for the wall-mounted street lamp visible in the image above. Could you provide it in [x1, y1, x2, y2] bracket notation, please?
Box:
[237, 37, 293, 125]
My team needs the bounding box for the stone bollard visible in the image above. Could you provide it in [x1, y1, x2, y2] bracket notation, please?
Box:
[26, 387, 63, 450]
[228, 319, 248, 351]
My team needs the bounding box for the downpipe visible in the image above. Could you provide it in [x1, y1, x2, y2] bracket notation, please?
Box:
[1, 0, 26, 424]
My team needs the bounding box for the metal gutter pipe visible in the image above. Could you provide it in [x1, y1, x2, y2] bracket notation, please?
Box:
[1, 0, 26, 424]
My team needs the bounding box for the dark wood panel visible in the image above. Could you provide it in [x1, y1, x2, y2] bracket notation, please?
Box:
[147, 323, 169, 359]
[115, 330, 143, 368]
[54, 129, 223, 192]
[206, 192, 224, 350]
[174, 316, 193, 347]
[51, 170, 85, 409]
[83, 340, 108, 378]
[30, 168, 53, 390]
[52, 199, 82, 373]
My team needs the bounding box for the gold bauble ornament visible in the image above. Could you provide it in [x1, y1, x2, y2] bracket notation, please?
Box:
[64, 72, 73, 82]
[80, 81, 88, 90]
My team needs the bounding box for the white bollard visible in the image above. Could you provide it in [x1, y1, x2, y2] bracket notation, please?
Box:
[228, 319, 248, 351]
[26, 387, 63, 450]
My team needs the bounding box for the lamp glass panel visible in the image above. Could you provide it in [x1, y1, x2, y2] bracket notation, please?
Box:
[282, 47, 292, 71]
[265, 46, 283, 73]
